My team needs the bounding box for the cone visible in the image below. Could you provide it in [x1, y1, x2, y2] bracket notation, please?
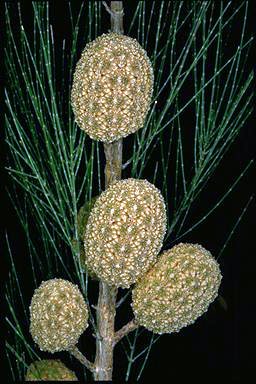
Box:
[25, 359, 78, 381]
[29, 279, 88, 352]
[71, 33, 154, 142]
[132, 243, 222, 334]
[84, 178, 167, 287]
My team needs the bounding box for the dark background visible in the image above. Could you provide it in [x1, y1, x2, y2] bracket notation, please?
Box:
[4, 1, 255, 382]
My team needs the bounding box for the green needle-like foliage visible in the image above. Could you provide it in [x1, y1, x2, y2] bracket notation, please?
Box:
[5, 2, 254, 381]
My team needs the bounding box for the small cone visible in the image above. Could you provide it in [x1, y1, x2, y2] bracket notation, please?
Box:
[84, 178, 167, 288]
[25, 359, 78, 381]
[29, 279, 88, 352]
[132, 243, 222, 334]
[71, 33, 154, 142]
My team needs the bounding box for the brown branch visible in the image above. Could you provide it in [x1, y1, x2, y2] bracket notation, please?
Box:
[103, 1, 124, 34]
[68, 345, 96, 374]
[103, 140, 122, 186]
[93, 2, 124, 381]
[113, 318, 139, 346]
[94, 284, 118, 380]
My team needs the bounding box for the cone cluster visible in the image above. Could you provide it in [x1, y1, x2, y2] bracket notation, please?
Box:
[71, 32, 153, 142]
[84, 178, 167, 287]
[132, 243, 222, 334]
[25, 359, 78, 381]
[29, 279, 88, 352]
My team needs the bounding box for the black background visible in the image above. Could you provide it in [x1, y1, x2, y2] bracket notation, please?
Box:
[4, 1, 255, 382]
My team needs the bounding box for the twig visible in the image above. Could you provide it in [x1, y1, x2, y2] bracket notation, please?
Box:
[68, 345, 96, 373]
[116, 289, 131, 308]
[113, 318, 139, 346]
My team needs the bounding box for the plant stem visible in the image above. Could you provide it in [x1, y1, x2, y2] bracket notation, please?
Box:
[93, 284, 118, 380]
[103, 1, 124, 34]
[110, 1, 124, 34]
[93, 2, 124, 380]
[113, 319, 139, 346]
[103, 140, 123, 186]
[68, 345, 96, 374]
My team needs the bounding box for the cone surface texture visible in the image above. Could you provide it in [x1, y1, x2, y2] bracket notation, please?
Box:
[71, 32, 153, 142]
[25, 359, 78, 381]
[29, 279, 88, 352]
[72, 197, 97, 275]
[84, 179, 167, 287]
[132, 243, 222, 334]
